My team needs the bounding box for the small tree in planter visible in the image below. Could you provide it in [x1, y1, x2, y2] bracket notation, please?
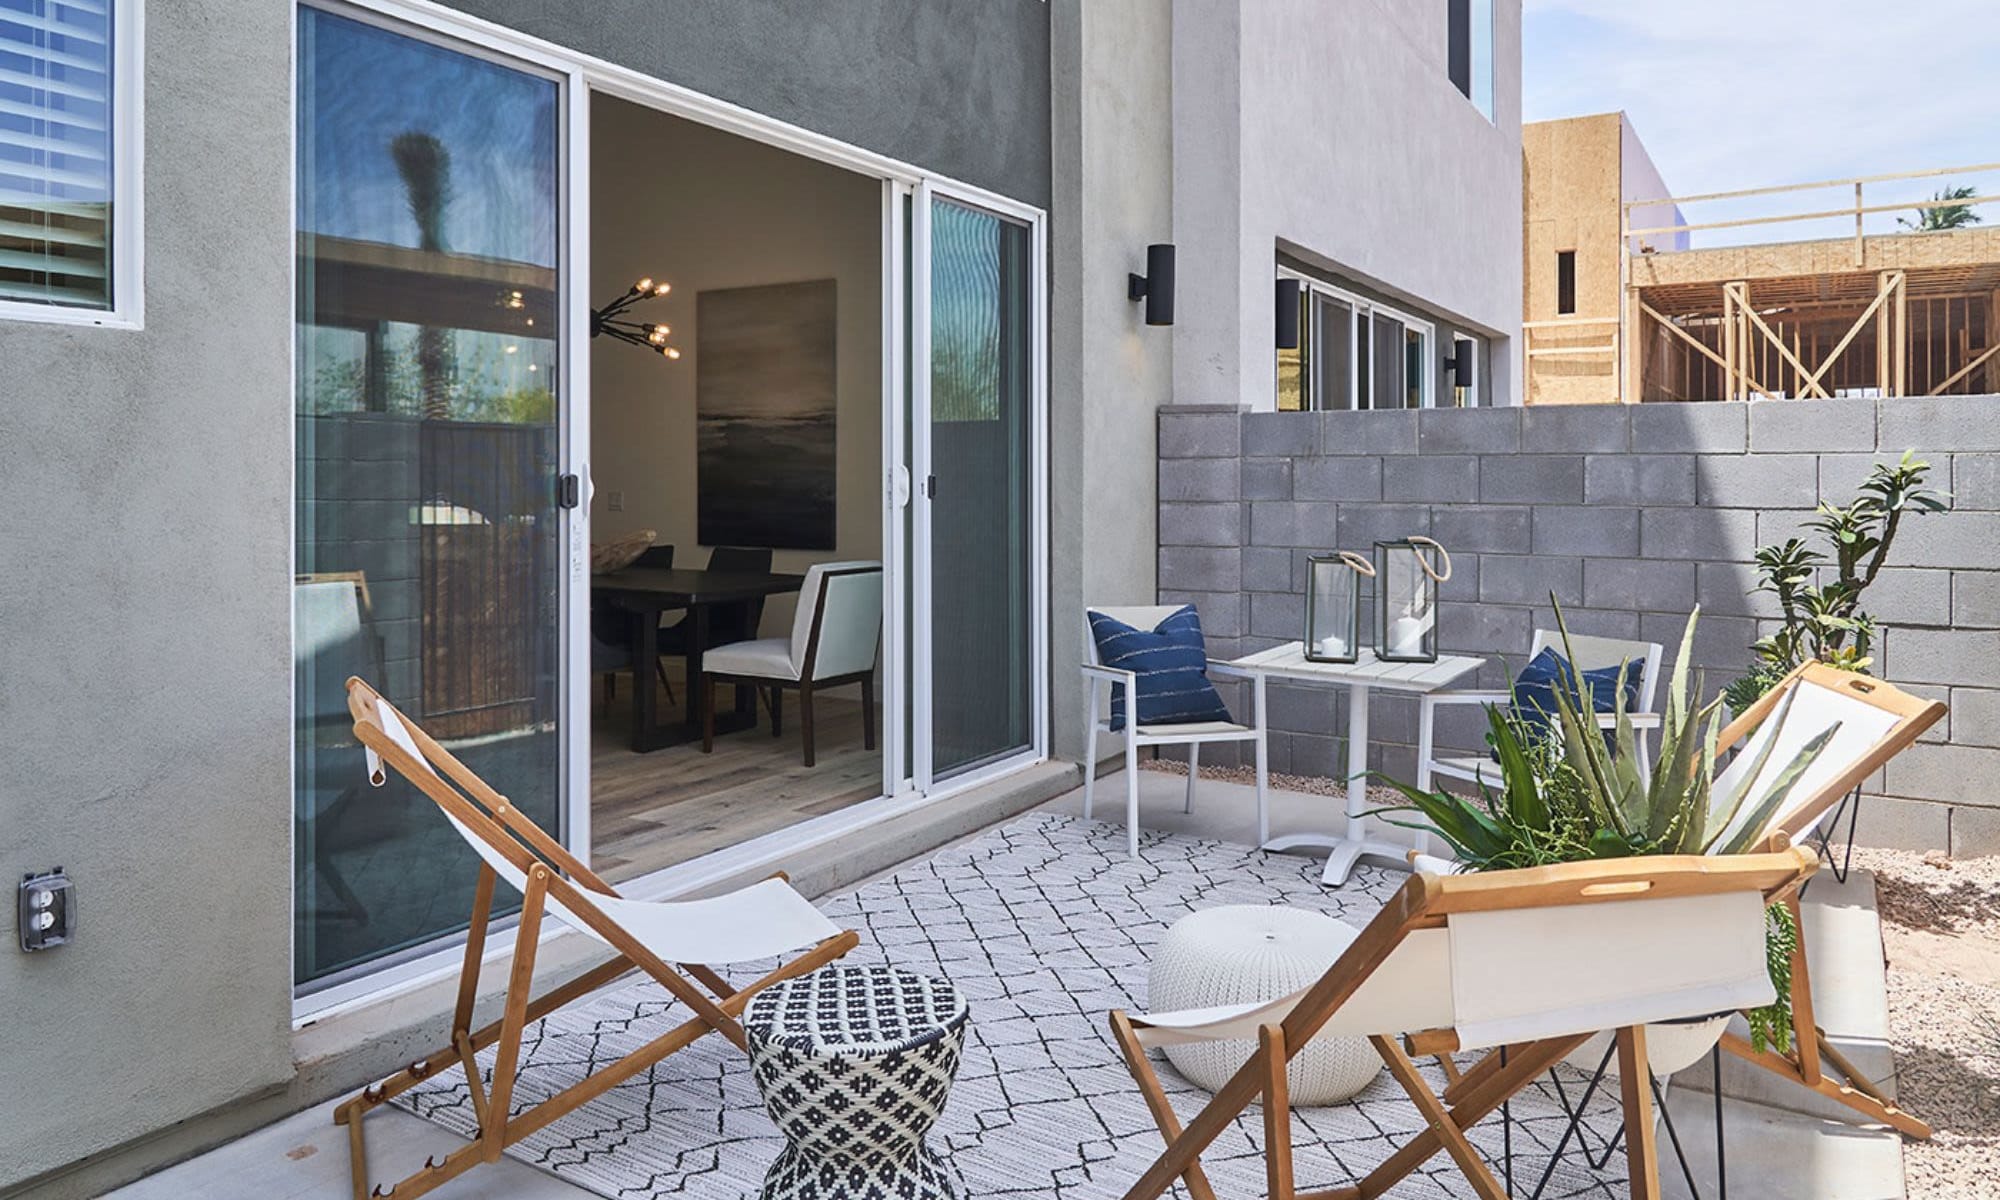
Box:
[1723, 452, 1946, 714]
[1379, 607, 1834, 1051]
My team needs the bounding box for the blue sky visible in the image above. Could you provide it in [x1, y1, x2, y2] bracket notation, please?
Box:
[1524, 0, 1997, 245]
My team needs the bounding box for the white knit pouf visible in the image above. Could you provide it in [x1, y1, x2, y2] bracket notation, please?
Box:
[1147, 905, 1381, 1105]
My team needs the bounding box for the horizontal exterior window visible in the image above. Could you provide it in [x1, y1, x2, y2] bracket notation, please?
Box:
[0, 0, 138, 320]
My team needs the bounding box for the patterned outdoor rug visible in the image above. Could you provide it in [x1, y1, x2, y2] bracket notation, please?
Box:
[399, 813, 1636, 1198]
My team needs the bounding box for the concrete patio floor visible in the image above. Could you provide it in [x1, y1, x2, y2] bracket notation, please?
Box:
[110, 768, 1909, 1200]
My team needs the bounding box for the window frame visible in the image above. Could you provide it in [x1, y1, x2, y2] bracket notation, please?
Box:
[1276, 267, 1438, 411]
[0, 0, 146, 329]
[1556, 249, 1577, 316]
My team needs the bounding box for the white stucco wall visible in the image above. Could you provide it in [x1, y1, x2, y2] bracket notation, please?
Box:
[1176, 0, 1525, 410]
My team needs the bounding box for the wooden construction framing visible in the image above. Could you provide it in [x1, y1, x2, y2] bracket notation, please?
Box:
[1578, 156, 2000, 402]
[1107, 849, 1820, 1200]
[333, 678, 860, 1200]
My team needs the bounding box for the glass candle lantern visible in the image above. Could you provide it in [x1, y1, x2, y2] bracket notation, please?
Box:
[1374, 536, 1452, 662]
[1304, 551, 1374, 663]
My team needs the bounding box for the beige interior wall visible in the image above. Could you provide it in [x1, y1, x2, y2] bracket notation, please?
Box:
[1523, 112, 1624, 404]
[588, 94, 883, 637]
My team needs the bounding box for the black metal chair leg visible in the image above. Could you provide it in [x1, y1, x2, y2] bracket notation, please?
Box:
[1528, 1041, 1618, 1200]
[1652, 1074, 1704, 1200]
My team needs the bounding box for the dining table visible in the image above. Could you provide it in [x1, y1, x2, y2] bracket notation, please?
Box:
[593, 566, 805, 753]
[1226, 643, 1485, 886]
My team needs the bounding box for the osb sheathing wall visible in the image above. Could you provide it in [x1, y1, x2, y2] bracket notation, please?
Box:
[1523, 114, 1624, 405]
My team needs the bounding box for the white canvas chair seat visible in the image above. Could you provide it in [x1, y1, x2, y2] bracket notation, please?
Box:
[1082, 604, 1269, 858]
[701, 637, 801, 682]
[1109, 851, 1820, 1200]
[338, 678, 859, 1200]
[1131, 892, 1770, 1057]
[367, 696, 839, 963]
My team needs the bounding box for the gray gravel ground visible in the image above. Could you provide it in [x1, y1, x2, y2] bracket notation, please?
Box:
[1850, 846, 2000, 1200]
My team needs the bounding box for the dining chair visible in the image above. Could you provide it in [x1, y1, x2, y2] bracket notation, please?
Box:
[1082, 605, 1269, 859]
[1416, 628, 1665, 796]
[631, 544, 680, 703]
[700, 561, 882, 767]
[656, 545, 774, 716]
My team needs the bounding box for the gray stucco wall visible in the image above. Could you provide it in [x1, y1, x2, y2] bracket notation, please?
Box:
[0, 2, 1052, 1192]
[1157, 396, 2000, 856]
[455, 0, 1052, 207]
[1174, 0, 1525, 410]
[1049, 0, 1176, 760]
[0, 0, 297, 1188]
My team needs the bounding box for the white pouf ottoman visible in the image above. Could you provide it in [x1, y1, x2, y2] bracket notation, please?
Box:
[1147, 905, 1381, 1104]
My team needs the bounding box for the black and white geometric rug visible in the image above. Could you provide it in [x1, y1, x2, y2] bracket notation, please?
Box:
[399, 813, 1635, 1198]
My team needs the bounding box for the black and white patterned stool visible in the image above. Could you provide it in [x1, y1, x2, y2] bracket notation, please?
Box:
[745, 964, 970, 1200]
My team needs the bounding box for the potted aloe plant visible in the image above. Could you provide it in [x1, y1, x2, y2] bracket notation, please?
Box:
[1381, 606, 1835, 1056]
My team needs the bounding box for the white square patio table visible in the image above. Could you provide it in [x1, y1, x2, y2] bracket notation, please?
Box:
[1228, 643, 1483, 886]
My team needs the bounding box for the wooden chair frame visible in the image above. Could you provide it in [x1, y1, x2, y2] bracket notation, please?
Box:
[701, 564, 881, 767]
[1708, 660, 1944, 1139]
[1441, 661, 1944, 1144]
[334, 678, 859, 1200]
[1109, 849, 1820, 1200]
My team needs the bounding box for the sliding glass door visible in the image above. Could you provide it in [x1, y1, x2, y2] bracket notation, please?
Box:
[914, 189, 1043, 785]
[294, 6, 574, 992]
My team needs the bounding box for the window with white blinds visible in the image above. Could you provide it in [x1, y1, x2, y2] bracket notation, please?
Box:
[0, 0, 120, 311]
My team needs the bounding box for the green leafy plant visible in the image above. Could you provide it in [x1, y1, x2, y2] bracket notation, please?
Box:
[1748, 902, 1801, 1054]
[1724, 452, 1946, 713]
[1897, 184, 1982, 232]
[1379, 605, 1835, 1048]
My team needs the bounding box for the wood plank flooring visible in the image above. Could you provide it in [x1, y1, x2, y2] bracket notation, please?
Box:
[590, 669, 883, 883]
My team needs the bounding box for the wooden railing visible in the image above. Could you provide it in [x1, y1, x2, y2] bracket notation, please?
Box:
[1624, 160, 2000, 268]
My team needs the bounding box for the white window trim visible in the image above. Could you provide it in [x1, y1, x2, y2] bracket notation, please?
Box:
[0, 0, 145, 329]
[1279, 267, 1438, 412]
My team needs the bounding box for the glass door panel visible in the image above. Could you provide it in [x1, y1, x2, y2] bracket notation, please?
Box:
[294, 7, 565, 989]
[1313, 294, 1354, 410]
[921, 196, 1034, 780]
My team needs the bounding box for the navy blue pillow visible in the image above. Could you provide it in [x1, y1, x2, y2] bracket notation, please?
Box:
[1506, 646, 1643, 754]
[1089, 606, 1234, 732]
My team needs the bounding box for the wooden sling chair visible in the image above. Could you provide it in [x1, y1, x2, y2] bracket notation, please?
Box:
[1109, 847, 1820, 1200]
[334, 677, 860, 1200]
[1413, 661, 1945, 1141]
[1704, 661, 1945, 1139]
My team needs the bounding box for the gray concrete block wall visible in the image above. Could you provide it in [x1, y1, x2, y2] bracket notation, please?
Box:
[1157, 396, 2000, 856]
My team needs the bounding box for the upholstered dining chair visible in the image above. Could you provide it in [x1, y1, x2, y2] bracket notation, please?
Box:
[700, 561, 882, 767]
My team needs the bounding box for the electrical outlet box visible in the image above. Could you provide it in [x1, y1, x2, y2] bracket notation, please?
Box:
[19, 869, 74, 952]
[607, 490, 625, 512]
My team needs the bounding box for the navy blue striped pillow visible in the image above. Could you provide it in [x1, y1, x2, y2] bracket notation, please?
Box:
[1088, 606, 1234, 732]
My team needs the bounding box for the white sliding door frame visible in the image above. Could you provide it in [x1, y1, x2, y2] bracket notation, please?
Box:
[911, 182, 1050, 795]
[294, 0, 1050, 1024]
[292, 0, 591, 1020]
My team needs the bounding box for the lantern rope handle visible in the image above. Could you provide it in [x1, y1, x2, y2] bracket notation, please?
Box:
[1337, 550, 1377, 577]
[1406, 535, 1453, 582]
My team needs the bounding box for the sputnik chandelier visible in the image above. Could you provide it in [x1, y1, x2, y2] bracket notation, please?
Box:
[590, 276, 681, 359]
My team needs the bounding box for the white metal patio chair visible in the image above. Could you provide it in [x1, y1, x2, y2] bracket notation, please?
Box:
[1108, 847, 1820, 1200]
[335, 677, 858, 1200]
[1082, 605, 1269, 859]
[1416, 628, 1665, 798]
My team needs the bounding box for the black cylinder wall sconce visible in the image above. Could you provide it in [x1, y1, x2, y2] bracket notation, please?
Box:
[1275, 278, 1302, 349]
[1446, 337, 1476, 380]
[1128, 243, 1176, 325]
